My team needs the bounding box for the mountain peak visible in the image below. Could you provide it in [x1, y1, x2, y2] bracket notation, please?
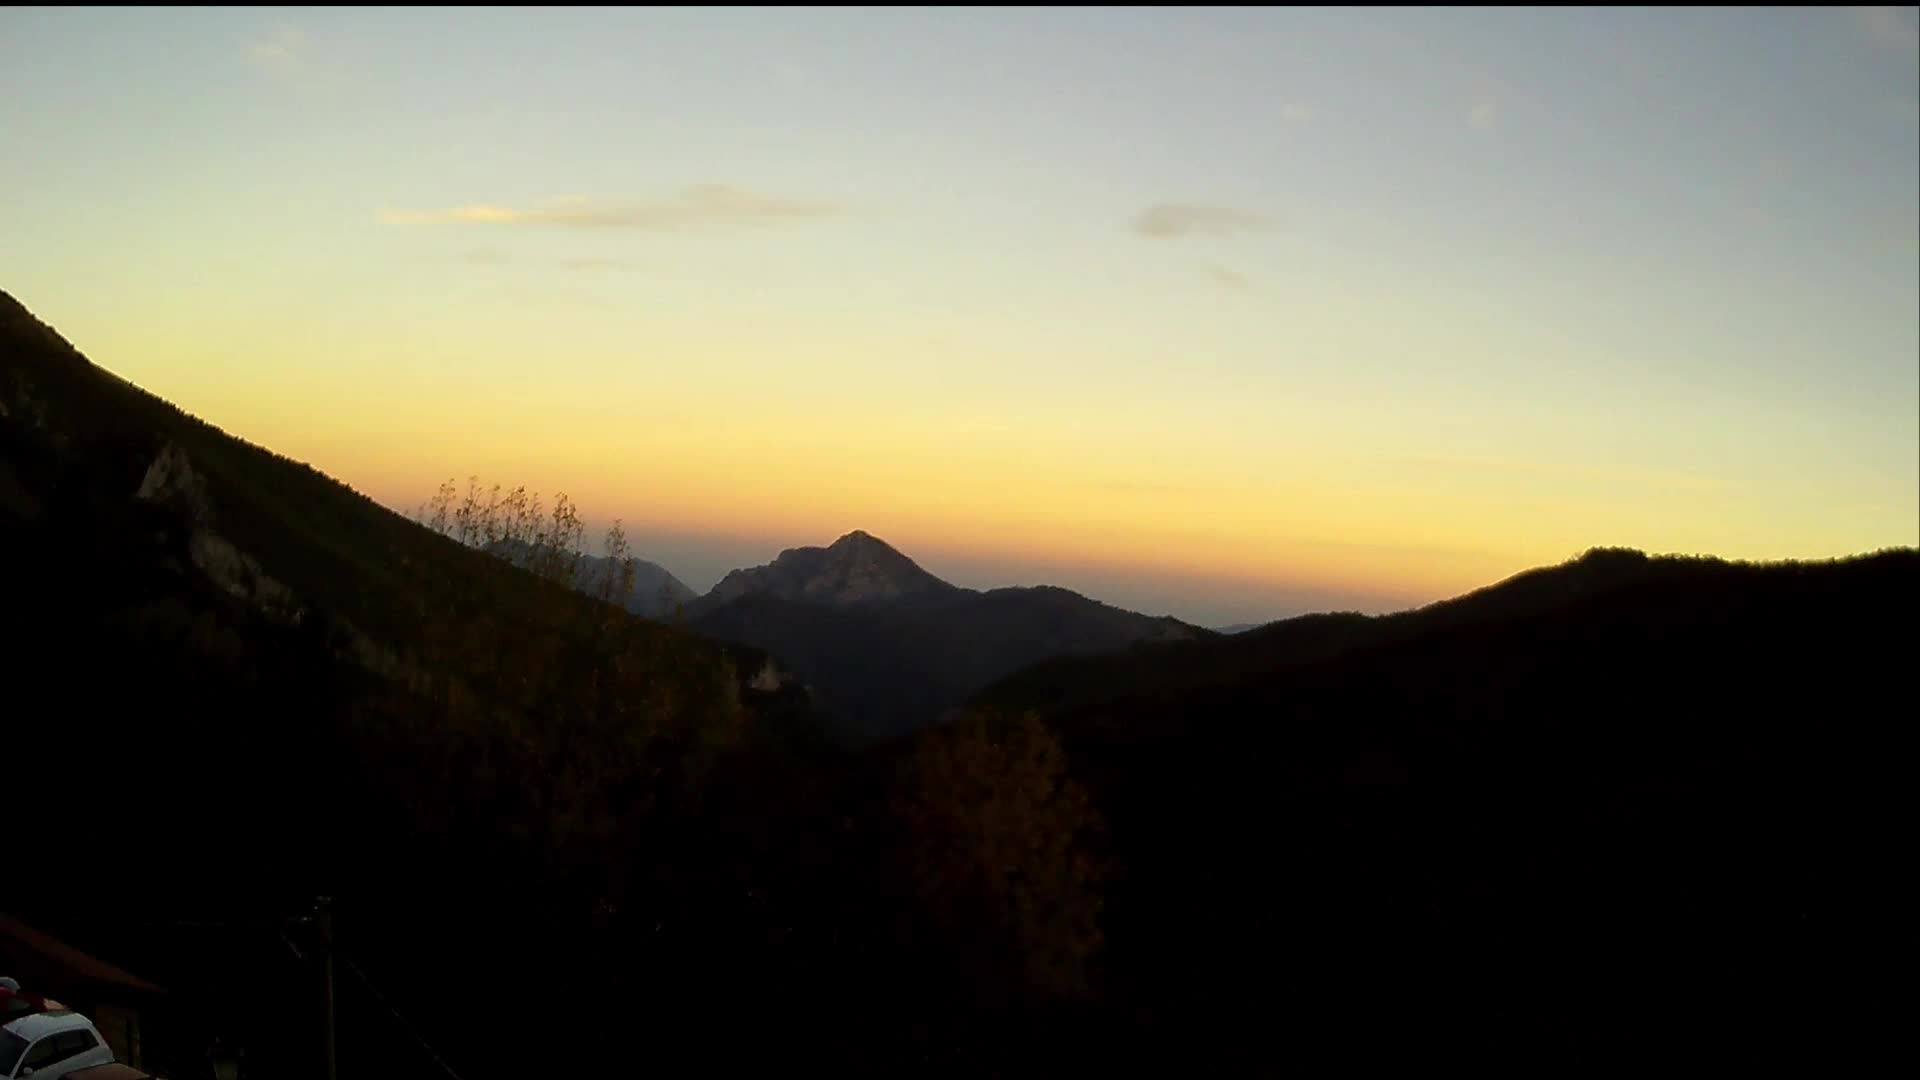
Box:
[0, 289, 85, 362]
[826, 528, 898, 556]
[701, 530, 956, 610]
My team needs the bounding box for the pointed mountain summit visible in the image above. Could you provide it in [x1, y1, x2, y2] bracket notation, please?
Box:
[700, 529, 958, 610]
[683, 529, 1206, 738]
[0, 289, 85, 361]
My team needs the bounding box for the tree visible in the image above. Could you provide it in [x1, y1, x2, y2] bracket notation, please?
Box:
[892, 709, 1109, 1003]
[592, 518, 639, 612]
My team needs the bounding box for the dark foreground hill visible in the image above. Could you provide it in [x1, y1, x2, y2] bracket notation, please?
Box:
[685, 530, 1206, 738]
[972, 544, 1917, 1069]
[0, 288, 910, 1076]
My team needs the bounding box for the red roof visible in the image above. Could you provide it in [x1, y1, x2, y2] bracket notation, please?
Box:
[1, 985, 69, 1024]
[0, 913, 164, 997]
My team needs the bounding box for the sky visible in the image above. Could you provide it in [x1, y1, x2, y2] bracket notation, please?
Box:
[3, 6, 1916, 626]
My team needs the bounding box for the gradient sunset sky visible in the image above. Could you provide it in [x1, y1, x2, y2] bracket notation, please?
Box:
[4, 7, 1916, 626]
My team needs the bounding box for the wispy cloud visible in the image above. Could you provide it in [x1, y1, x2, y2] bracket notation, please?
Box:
[246, 27, 306, 75]
[1405, 453, 1724, 495]
[471, 284, 620, 312]
[559, 257, 636, 272]
[1850, 6, 1920, 53]
[1203, 264, 1250, 290]
[379, 185, 840, 229]
[1467, 99, 1500, 131]
[430, 248, 642, 272]
[1132, 203, 1270, 239]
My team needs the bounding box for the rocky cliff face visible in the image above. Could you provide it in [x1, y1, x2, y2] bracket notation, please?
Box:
[135, 441, 212, 524]
[134, 441, 303, 624]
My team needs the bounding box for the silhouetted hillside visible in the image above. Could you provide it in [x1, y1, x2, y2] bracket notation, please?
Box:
[972, 545, 1917, 1069]
[686, 531, 1207, 738]
[0, 288, 869, 1076]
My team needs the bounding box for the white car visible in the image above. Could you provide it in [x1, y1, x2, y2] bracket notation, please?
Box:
[0, 1010, 115, 1079]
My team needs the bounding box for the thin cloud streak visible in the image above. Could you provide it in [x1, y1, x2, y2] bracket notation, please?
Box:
[1402, 452, 1725, 495]
[246, 27, 305, 73]
[1132, 203, 1271, 239]
[379, 185, 840, 229]
[560, 257, 636, 272]
[1204, 264, 1250, 290]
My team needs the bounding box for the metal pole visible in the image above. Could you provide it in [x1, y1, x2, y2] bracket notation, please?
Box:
[318, 898, 337, 1080]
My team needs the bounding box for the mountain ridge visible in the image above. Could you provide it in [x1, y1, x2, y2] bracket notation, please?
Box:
[484, 536, 697, 618]
[681, 528, 1208, 738]
[960, 542, 1916, 1070]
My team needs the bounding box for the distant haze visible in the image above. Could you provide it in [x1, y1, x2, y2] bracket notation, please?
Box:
[604, 522, 1427, 627]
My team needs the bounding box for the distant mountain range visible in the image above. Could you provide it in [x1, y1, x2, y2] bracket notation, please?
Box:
[477, 525, 1205, 739]
[674, 530, 1207, 738]
[485, 538, 696, 618]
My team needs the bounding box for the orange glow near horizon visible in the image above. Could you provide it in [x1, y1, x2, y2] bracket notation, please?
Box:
[167, 370, 1891, 621]
[214, 394, 1529, 604]
[27, 294, 1908, 625]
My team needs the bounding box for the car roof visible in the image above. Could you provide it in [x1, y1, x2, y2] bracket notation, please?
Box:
[2, 1009, 97, 1041]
